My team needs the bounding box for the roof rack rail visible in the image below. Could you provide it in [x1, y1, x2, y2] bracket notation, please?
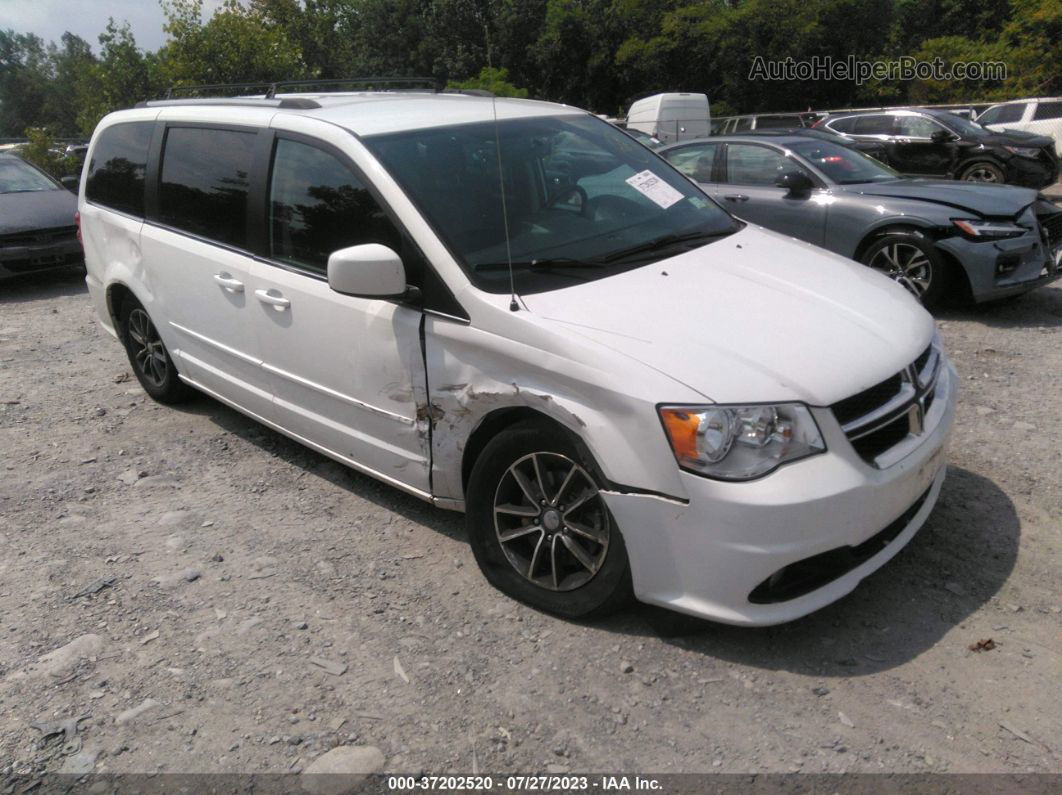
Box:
[162, 76, 438, 100]
[441, 88, 495, 98]
[136, 97, 322, 110]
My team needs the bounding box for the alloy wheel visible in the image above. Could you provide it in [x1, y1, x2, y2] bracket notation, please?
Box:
[127, 308, 168, 388]
[867, 242, 933, 299]
[493, 452, 610, 592]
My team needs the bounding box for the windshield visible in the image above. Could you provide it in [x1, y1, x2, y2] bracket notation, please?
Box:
[0, 157, 60, 193]
[786, 139, 901, 184]
[364, 115, 739, 294]
[934, 113, 986, 137]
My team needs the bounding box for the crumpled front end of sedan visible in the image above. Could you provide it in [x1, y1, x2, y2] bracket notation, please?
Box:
[941, 201, 1062, 302]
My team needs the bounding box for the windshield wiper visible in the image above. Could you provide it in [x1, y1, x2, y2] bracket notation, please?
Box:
[601, 228, 733, 264]
[475, 257, 605, 272]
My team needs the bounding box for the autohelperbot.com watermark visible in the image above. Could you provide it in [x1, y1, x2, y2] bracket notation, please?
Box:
[749, 55, 1007, 84]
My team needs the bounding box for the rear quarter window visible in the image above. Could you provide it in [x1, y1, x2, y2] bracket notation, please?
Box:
[158, 127, 255, 249]
[1032, 101, 1062, 121]
[85, 121, 154, 217]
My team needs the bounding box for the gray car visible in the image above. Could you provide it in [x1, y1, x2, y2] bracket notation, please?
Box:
[659, 133, 1062, 307]
[0, 152, 82, 279]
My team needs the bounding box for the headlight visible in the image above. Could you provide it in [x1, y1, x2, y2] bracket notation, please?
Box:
[659, 403, 825, 481]
[1004, 146, 1040, 158]
[951, 218, 1027, 239]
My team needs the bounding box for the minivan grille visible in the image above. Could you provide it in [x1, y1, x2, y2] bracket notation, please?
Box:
[831, 344, 940, 466]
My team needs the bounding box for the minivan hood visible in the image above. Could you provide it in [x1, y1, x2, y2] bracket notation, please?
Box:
[0, 188, 77, 235]
[523, 226, 934, 406]
[843, 178, 1037, 217]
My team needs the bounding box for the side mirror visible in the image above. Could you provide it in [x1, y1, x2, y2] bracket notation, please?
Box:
[327, 244, 407, 299]
[774, 170, 814, 195]
[930, 130, 953, 144]
[60, 175, 79, 192]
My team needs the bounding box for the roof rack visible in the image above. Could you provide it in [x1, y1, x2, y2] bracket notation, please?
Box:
[162, 76, 438, 100]
[136, 97, 323, 110]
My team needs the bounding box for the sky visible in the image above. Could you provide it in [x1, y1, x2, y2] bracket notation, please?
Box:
[1, 0, 227, 53]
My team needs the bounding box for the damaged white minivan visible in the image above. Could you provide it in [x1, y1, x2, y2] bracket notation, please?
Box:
[80, 89, 956, 625]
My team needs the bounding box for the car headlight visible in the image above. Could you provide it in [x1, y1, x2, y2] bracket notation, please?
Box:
[659, 403, 825, 481]
[1004, 146, 1040, 158]
[951, 218, 1027, 239]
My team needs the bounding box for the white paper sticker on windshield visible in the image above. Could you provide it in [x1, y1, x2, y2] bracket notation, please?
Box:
[625, 170, 684, 209]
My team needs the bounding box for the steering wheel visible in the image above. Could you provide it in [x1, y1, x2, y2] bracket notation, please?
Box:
[545, 184, 590, 215]
[585, 194, 644, 223]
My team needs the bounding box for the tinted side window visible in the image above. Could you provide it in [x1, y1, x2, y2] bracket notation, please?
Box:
[86, 122, 153, 216]
[664, 143, 719, 181]
[158, 127, 255, 249]
[895, 115, 945, 138]
[1033, 101, 1062, 121]
[853, 115, 895, 135]
[725, 144, 794, 185]
[826, 117, 856, 133]
[756, 115, 800, 129]
[735, 117, 753, 132]
[269, 138, 400, 275]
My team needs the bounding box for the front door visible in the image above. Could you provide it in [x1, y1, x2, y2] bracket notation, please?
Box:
[886, 114, 955, 177]
[719, 143, 827, 246]
[251, 133, 431, 495]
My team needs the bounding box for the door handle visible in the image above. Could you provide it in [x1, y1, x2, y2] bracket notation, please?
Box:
[724, 194, 749, 202]
[255, 289, 290, 309]
[213, 273, 244, 292]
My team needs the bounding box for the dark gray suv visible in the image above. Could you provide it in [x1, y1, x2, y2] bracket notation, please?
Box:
[660, 133, 1062, 307]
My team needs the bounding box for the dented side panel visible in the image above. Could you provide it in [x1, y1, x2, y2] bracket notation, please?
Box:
[424, 313, 699, 505]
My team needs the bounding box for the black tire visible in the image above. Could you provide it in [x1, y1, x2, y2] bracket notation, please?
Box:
[465, 420, 633, 619]
[960, 161, 1005, 184]
[860, 231, 948, 309]
[118, 298, 193, 404]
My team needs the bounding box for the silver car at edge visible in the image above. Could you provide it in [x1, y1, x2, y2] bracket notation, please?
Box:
[660, 132, 1062, 307]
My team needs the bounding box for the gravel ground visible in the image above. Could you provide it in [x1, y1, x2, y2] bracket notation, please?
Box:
[1, 270, 1060, 782]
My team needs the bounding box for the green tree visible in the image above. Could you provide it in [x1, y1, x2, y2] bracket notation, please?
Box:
[156, 0, 308, 89]
[45, 33, 97, 135]
[74, 20, 157, 135]
[448, 66, 528, 96]
[20, 126, 78, 177]
[0, 31, 52, 136]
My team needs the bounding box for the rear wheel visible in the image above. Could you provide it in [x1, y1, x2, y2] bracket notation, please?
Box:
[118, 299, 193, 404]
[960, 161, 1005, 183]
[861, 231, 947, 308]
[465, 420, 633, 618]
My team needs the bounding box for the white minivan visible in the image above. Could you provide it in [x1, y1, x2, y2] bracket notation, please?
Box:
[79, 90, 956, 625]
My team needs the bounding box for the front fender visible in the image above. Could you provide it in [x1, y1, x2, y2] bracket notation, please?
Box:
[424, 314, 699, 506]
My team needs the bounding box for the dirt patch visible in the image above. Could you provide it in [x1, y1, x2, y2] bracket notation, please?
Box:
[1, 270, 1060, 778]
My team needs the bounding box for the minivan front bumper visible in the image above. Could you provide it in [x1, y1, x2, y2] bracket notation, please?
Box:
[602, 361, 957, 626]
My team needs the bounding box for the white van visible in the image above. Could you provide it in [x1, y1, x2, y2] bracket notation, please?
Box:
[79, 89, 955, 625]
[977, 97, 1062, 156]
[626, 93, 710, 144]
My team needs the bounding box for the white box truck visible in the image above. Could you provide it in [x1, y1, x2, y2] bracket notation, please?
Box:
[626, 93, 710, 144]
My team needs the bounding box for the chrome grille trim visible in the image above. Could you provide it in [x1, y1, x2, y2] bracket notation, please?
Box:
[832, 341, 942, 466]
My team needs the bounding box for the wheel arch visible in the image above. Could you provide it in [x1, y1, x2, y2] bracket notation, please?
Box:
[852, 221, 936, 262]
[460, 406, 593, 498]
[105, 281, 140, 341]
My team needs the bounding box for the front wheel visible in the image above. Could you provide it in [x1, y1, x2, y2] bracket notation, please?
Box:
[860, 232, 947, 308]
[465, 420, 633, 618]
[960, 161, 1005, 183]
